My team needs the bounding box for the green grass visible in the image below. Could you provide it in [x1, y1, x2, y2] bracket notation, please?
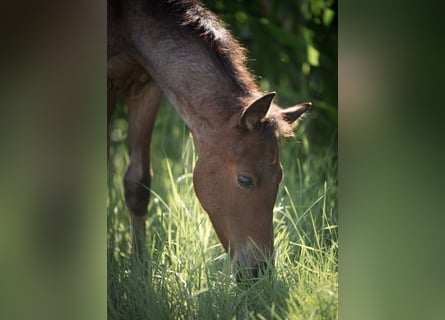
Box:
[107, 99, 337, 319]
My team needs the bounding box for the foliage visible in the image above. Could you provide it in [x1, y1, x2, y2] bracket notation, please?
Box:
[206, 0, 337, 150]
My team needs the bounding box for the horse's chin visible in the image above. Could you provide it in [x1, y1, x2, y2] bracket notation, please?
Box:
[234, 260, 273, 284]
[232, 245, 274, 283]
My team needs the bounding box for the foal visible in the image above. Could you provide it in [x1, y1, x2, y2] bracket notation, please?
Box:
[107, 0, 311, 280]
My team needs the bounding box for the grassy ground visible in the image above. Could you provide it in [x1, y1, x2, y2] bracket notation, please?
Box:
[107, 98, 337, 320]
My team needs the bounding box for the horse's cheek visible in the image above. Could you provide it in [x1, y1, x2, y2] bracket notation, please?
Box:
[193, 160, 220, 214]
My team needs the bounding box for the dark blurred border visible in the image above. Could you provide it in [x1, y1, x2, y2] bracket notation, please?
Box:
[1, 0, 444, 319]
[0, 1, 106, 319]
[340, 0, 445, 319]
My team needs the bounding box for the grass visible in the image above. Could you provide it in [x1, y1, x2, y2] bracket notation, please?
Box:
[107, 98, 337, 319]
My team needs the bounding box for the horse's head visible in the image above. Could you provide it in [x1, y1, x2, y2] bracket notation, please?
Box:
[193, 92, 310, 281]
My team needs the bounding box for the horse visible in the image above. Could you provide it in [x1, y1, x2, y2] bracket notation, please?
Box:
[107, 0, 311, 281]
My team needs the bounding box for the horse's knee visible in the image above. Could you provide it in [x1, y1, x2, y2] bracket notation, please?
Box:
[123, 168, 151, 216]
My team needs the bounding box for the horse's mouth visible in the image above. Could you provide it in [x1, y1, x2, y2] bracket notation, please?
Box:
[234, 260, 274, 283]
[233, 247, 274, 283]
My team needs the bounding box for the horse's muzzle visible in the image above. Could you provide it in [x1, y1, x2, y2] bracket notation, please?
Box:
[235, 260, 274, 283]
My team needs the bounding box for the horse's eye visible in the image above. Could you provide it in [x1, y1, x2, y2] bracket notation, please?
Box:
[237, 174, 254, 189]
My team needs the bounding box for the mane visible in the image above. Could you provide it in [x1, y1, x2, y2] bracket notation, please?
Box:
[146, 0, 259, 96]
[144, 0, 296, 137]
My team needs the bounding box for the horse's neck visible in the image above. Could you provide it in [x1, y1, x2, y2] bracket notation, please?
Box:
[131, 18, 255, 147]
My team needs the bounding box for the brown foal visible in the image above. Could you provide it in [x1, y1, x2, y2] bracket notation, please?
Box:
[108, 0, 311, 280]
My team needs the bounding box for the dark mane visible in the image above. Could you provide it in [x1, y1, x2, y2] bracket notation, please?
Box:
[147, 0, 259, 96]
[144, 0, 296, 137]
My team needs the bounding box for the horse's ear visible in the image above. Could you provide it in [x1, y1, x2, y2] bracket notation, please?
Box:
[281, 102, 312, 124]
[240, 92, 276, 129]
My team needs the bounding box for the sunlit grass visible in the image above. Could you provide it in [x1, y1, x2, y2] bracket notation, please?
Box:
[107, 100, 337, 319]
